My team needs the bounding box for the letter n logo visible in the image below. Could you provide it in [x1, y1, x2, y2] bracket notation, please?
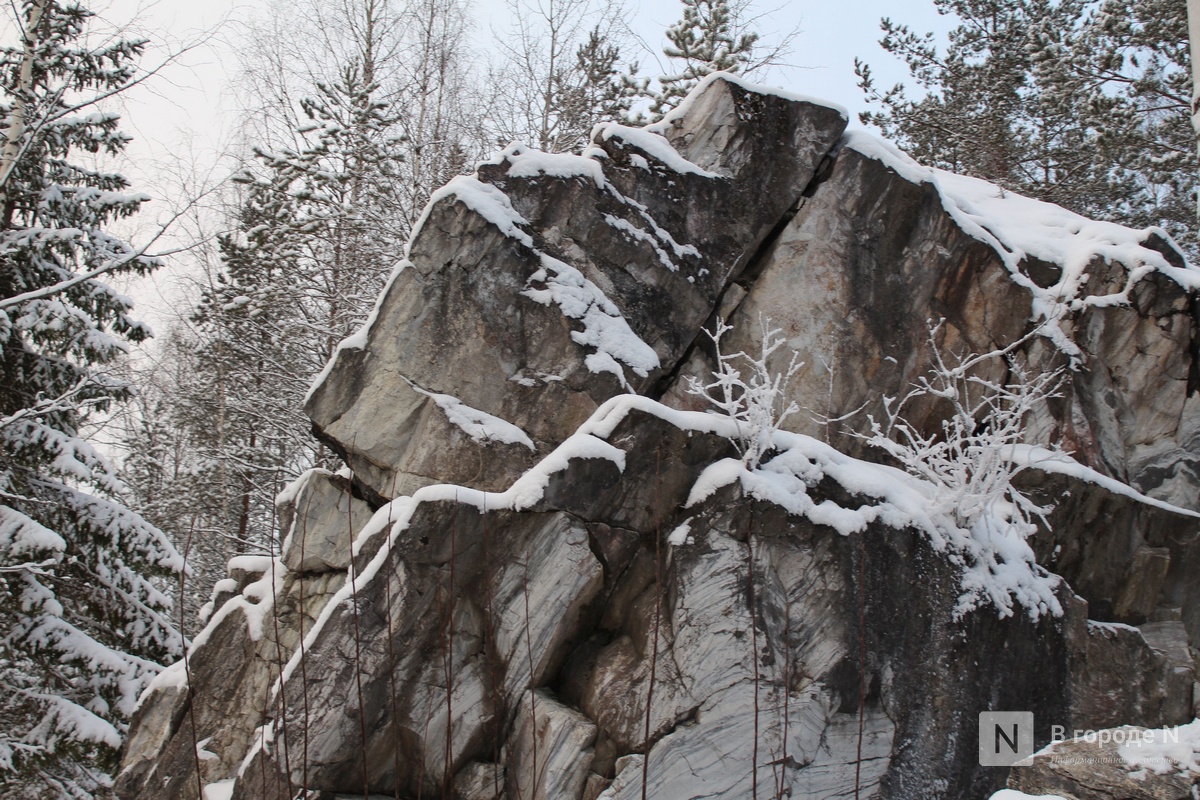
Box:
[978, 711, 1034, 766]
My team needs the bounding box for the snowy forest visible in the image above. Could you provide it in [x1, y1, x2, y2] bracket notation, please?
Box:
[0, 0, 1196, 796]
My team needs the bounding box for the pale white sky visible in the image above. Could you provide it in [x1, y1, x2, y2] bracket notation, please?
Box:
[104, 0, 950, 179]
[84, 0, 950, 328]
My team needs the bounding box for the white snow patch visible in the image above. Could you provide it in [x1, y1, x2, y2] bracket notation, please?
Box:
[582, 395, 1063, 618]
[1010, 445, 1200, 519]
[988, 791, 1070, 800]
[275, 467, 333, 509]
[1088, 619, 1142, 634]
[522, 254, 660, 386]
[196, 737, 219, 761]
[202, 780, 235, 800]
[413, 175, 534, 250]
[0, 504, 66, 559]
[602, 214, 700, 273]
[594, 122, 720, 178]
[227, 555, 274, 575]
[237, 722, 275, 779]
[405, 378, 535, 450]
[139, 659, 187, 702]
[1118, 720, 1200, 776]
[185, 557, 287, 652]
[487, 143, 607, 189]
[667, 519, 693, 546]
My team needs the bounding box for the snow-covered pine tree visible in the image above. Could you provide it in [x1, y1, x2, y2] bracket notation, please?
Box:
[856, 0, 1197, 257]
[142, 60, 406, 600]
[556, 26, 649, 148]
[854, 0, 1034, 186]
[651, 0, 758, 117]
[1030, 0, 1196, 255]
[259, 61, 409, 348]
[123, 0, 478, 614]
[0, 1, 184, 795]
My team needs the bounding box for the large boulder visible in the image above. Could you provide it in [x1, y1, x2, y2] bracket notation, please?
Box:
[119, 75, 1200, 800]
[304, 76, 848, 500]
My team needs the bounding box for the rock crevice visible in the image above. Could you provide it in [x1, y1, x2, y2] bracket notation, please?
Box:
[119, 74, 1200, 800]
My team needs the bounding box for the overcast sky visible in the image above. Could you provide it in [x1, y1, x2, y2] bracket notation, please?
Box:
[84, 0, 950, 327]
[103, 0, 951, 180]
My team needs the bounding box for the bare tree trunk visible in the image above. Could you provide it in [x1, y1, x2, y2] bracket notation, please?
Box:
[0, 0, 48, 222]
[1189, 0, 1200, 218]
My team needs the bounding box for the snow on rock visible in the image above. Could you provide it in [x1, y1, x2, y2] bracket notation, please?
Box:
[1119, 719, 1200, 776]
[1010, 722, 1200, 799]
[649, 71, 851, 133]
[592, 122, 720, 178]
[487, 143, 607, 189]
[666, 518, 693, 546]
[189, 557, 285, 649]
[1010, 445, 1200, 519]
[522, 254, 660, 386]
[405, 378, 536, 450]
[411, 175, 535, 251]
[200, 780, 235, 800]
[843, 129, 1199, 359]
[603, 215, 679, 272]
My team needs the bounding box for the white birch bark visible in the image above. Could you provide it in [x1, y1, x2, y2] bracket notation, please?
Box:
[1188, 0, 1200, 217]
[0, 0, 48, 205]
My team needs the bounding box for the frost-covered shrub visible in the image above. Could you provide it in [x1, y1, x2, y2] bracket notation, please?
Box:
[686, 317, 801, 469]
[862, 320, 1065, 540]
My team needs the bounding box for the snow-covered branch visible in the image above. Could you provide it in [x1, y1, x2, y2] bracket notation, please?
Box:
[860, 319, 1065, 537]
[0, 198, 207, 312]
[686, 316, 802, 469]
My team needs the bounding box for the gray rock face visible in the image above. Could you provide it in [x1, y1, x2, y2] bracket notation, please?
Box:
[279, 469, 373, 573]
[1008, 725, 1200, 800]
[305, 77, 848, 500]
[119, 75, 1200, 800]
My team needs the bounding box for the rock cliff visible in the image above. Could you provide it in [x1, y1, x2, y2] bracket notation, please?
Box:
[117, 75, 1200, 800]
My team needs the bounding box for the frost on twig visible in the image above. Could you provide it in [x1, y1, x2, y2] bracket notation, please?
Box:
[861, 319, 1067, 541]
[686, 317, 803, 469]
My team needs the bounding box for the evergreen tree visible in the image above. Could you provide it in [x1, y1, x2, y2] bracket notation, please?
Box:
[856, 0, 1196, 257]
[132, 60, 407, 599]
[487, 0, 642, 153]
[652, 0, 759, 117]
[122, 0, 482, 613]
[1032, 0, 1196, 253]
[0, 1, 184, 795]
[246, 61, 408, 347]
[556, 27, 648, 148]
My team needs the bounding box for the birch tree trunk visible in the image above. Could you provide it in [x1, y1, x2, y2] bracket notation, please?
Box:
[1189, 0, 1200, 217]
[0, 0, 47, 218]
